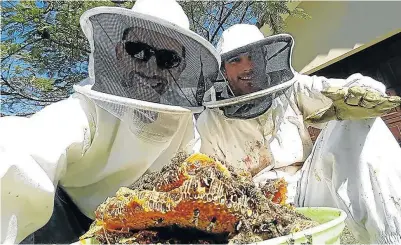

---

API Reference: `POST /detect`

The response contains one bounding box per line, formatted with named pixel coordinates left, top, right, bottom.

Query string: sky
left=1, top=0, right=259, bottom=115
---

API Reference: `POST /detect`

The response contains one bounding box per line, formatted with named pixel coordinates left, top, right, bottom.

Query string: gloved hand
left=305, top=86, right=401, bottom=124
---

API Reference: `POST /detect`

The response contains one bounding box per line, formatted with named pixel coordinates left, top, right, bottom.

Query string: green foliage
left=1, top=0, right=309, bottom=116
left=181, top=1, right=310, bottom=44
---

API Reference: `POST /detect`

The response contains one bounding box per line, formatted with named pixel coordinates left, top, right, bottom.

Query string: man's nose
left=146, top=55, right=159, bottom=76
left=239, top=58, right=253, bottom=72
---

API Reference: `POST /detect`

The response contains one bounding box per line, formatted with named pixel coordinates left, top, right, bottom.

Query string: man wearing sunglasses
left=198, top=24, right=401, bottom=244
left=0, top=0, right=220, bottom=244
left=114, top=26, right=186, bottom=104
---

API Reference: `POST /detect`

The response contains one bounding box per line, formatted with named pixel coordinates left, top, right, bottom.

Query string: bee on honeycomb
left=261, top=178, right=288, bottom=205
left=80, top=153, right=317, bottom=244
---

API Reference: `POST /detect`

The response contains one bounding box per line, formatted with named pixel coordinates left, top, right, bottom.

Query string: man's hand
left=305, top=86, right=401, bottom=124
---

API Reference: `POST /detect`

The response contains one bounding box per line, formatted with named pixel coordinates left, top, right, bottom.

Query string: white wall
left=278, top=1, right=401, bottom=72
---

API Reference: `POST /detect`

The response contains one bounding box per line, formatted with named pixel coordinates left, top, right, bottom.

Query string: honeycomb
left=81, top=153, right=317, bottom=244
left=261, top=178, right=288, bottom=205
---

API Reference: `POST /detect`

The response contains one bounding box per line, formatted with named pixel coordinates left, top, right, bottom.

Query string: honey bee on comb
left=80, top=153, right=317, bottom=244
left=261, top=178, right=288, bottom=205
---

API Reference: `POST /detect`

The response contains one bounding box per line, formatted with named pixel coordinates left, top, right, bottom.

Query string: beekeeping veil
left=74, top=0, right=220, bottom=142
left=203, top=24, right=295, bottom=119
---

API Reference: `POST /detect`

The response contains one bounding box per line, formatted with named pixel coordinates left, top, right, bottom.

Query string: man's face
left=223, top=48, right=269, bottom=97
left=115, top=27, right=186, bottom=103
left=223, top=53, right=259, bottom=96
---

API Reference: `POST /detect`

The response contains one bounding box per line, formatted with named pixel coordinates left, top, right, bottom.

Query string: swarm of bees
left=80, top=153, right=317, bottom=244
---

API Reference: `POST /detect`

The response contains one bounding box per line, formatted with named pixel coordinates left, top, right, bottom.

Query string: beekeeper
left=197, top=24, right=401, bottom=244
left=0, top=0, right=220, bottom=243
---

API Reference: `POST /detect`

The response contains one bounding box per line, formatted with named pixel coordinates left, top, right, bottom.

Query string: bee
left=235, top=220, right=243, bottom=232
left=154, top=217, right=163, bottom=225
left=206, top=217, right=217, bottom=231
left=192, top=208, right=200, bottom=227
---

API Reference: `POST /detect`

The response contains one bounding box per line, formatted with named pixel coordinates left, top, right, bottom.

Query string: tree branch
left=217, top=2, right=225, bottom=23
left=1, top=38, right=42, bottom=61
left=0, top=111, right=35, bottom=117
left=48, top=37, right=90, bottom=53
left=0, top=91, right=19, bottom=96
left=44, top=2, right=54, bottom=15
left=1, top=75, right=66, bottom=103
left=188, top=3, right=210, bottom=40
left=240, top=2, right=254, bottom=23
left=210, top=1, right=242, bottom=43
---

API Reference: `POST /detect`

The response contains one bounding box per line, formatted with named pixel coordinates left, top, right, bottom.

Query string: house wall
left=279, top=1, right=401, bottom=73
left=263, top=2, right=401, bottom=145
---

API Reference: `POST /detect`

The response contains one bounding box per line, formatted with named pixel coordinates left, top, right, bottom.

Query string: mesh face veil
left=87, top=13, right=219, bottom=108
left=203, top=34, right=296, bottom=119
left=75, top=6, right=220, bottom=141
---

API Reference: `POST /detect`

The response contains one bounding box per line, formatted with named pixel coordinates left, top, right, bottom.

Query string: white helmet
left=77, top=0, right=221, bottom=111
left=203, top=24, right=296, bottom=119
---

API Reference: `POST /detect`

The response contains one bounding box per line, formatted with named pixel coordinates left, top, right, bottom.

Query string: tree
left=181, top=1, right=309, bottom=45
left=1, top=0, right=309, bottom=116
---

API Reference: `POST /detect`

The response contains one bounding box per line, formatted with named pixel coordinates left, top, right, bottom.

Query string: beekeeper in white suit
left=197, top=24, right=401, bottom=244
left=0, top=0, right=220, bottom=243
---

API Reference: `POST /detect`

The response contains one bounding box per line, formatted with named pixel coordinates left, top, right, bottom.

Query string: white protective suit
left=197, top=24, right=401, bottom=243
left=0, top=0, right=220, bottom=243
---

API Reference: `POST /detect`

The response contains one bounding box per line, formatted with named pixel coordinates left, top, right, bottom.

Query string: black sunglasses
left=124, top=41, right=182, bottom=69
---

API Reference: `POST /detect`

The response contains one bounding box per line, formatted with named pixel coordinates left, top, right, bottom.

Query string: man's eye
left=228, top=57, right=241, bottom=63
